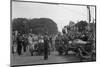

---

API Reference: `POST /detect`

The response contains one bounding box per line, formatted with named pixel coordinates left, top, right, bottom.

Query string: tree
left=12, top=18, right=58, bottom=35
left=75, top=21, right=88, bottom=32
left=29, top=18, right=58, bottom=35
left=12, top=18, right=29, bottom=34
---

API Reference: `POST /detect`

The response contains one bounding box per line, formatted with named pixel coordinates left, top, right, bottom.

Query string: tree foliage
left=75, top=21, right=88, bottom=32
left=12, top=18, right=58, bottom=35
left=62, top=20, right=95, bottom=41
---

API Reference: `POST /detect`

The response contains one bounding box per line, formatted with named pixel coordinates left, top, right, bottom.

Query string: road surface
left=11, top=51, right=82, bottom=66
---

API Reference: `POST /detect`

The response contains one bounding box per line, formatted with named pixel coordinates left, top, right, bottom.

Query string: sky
left=12, top=1, right=95, bottom=32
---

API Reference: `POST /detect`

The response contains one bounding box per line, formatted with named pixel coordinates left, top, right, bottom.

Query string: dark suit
left=44, top=36, right=49, bottom=60
left=17, top=36, right=22, bottom=55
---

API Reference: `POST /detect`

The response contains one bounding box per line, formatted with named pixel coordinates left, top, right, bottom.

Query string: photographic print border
left=10, top=0, right=96, bottom=67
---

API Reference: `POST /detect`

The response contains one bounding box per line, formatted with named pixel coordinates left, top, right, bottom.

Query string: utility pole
left=87, top=5, right=91, bottom=23
left=87, top=5, right=91, bottom=40
left=87, top=6, right=95, bottom=41
left=86, top=5, right=92, bottom=31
